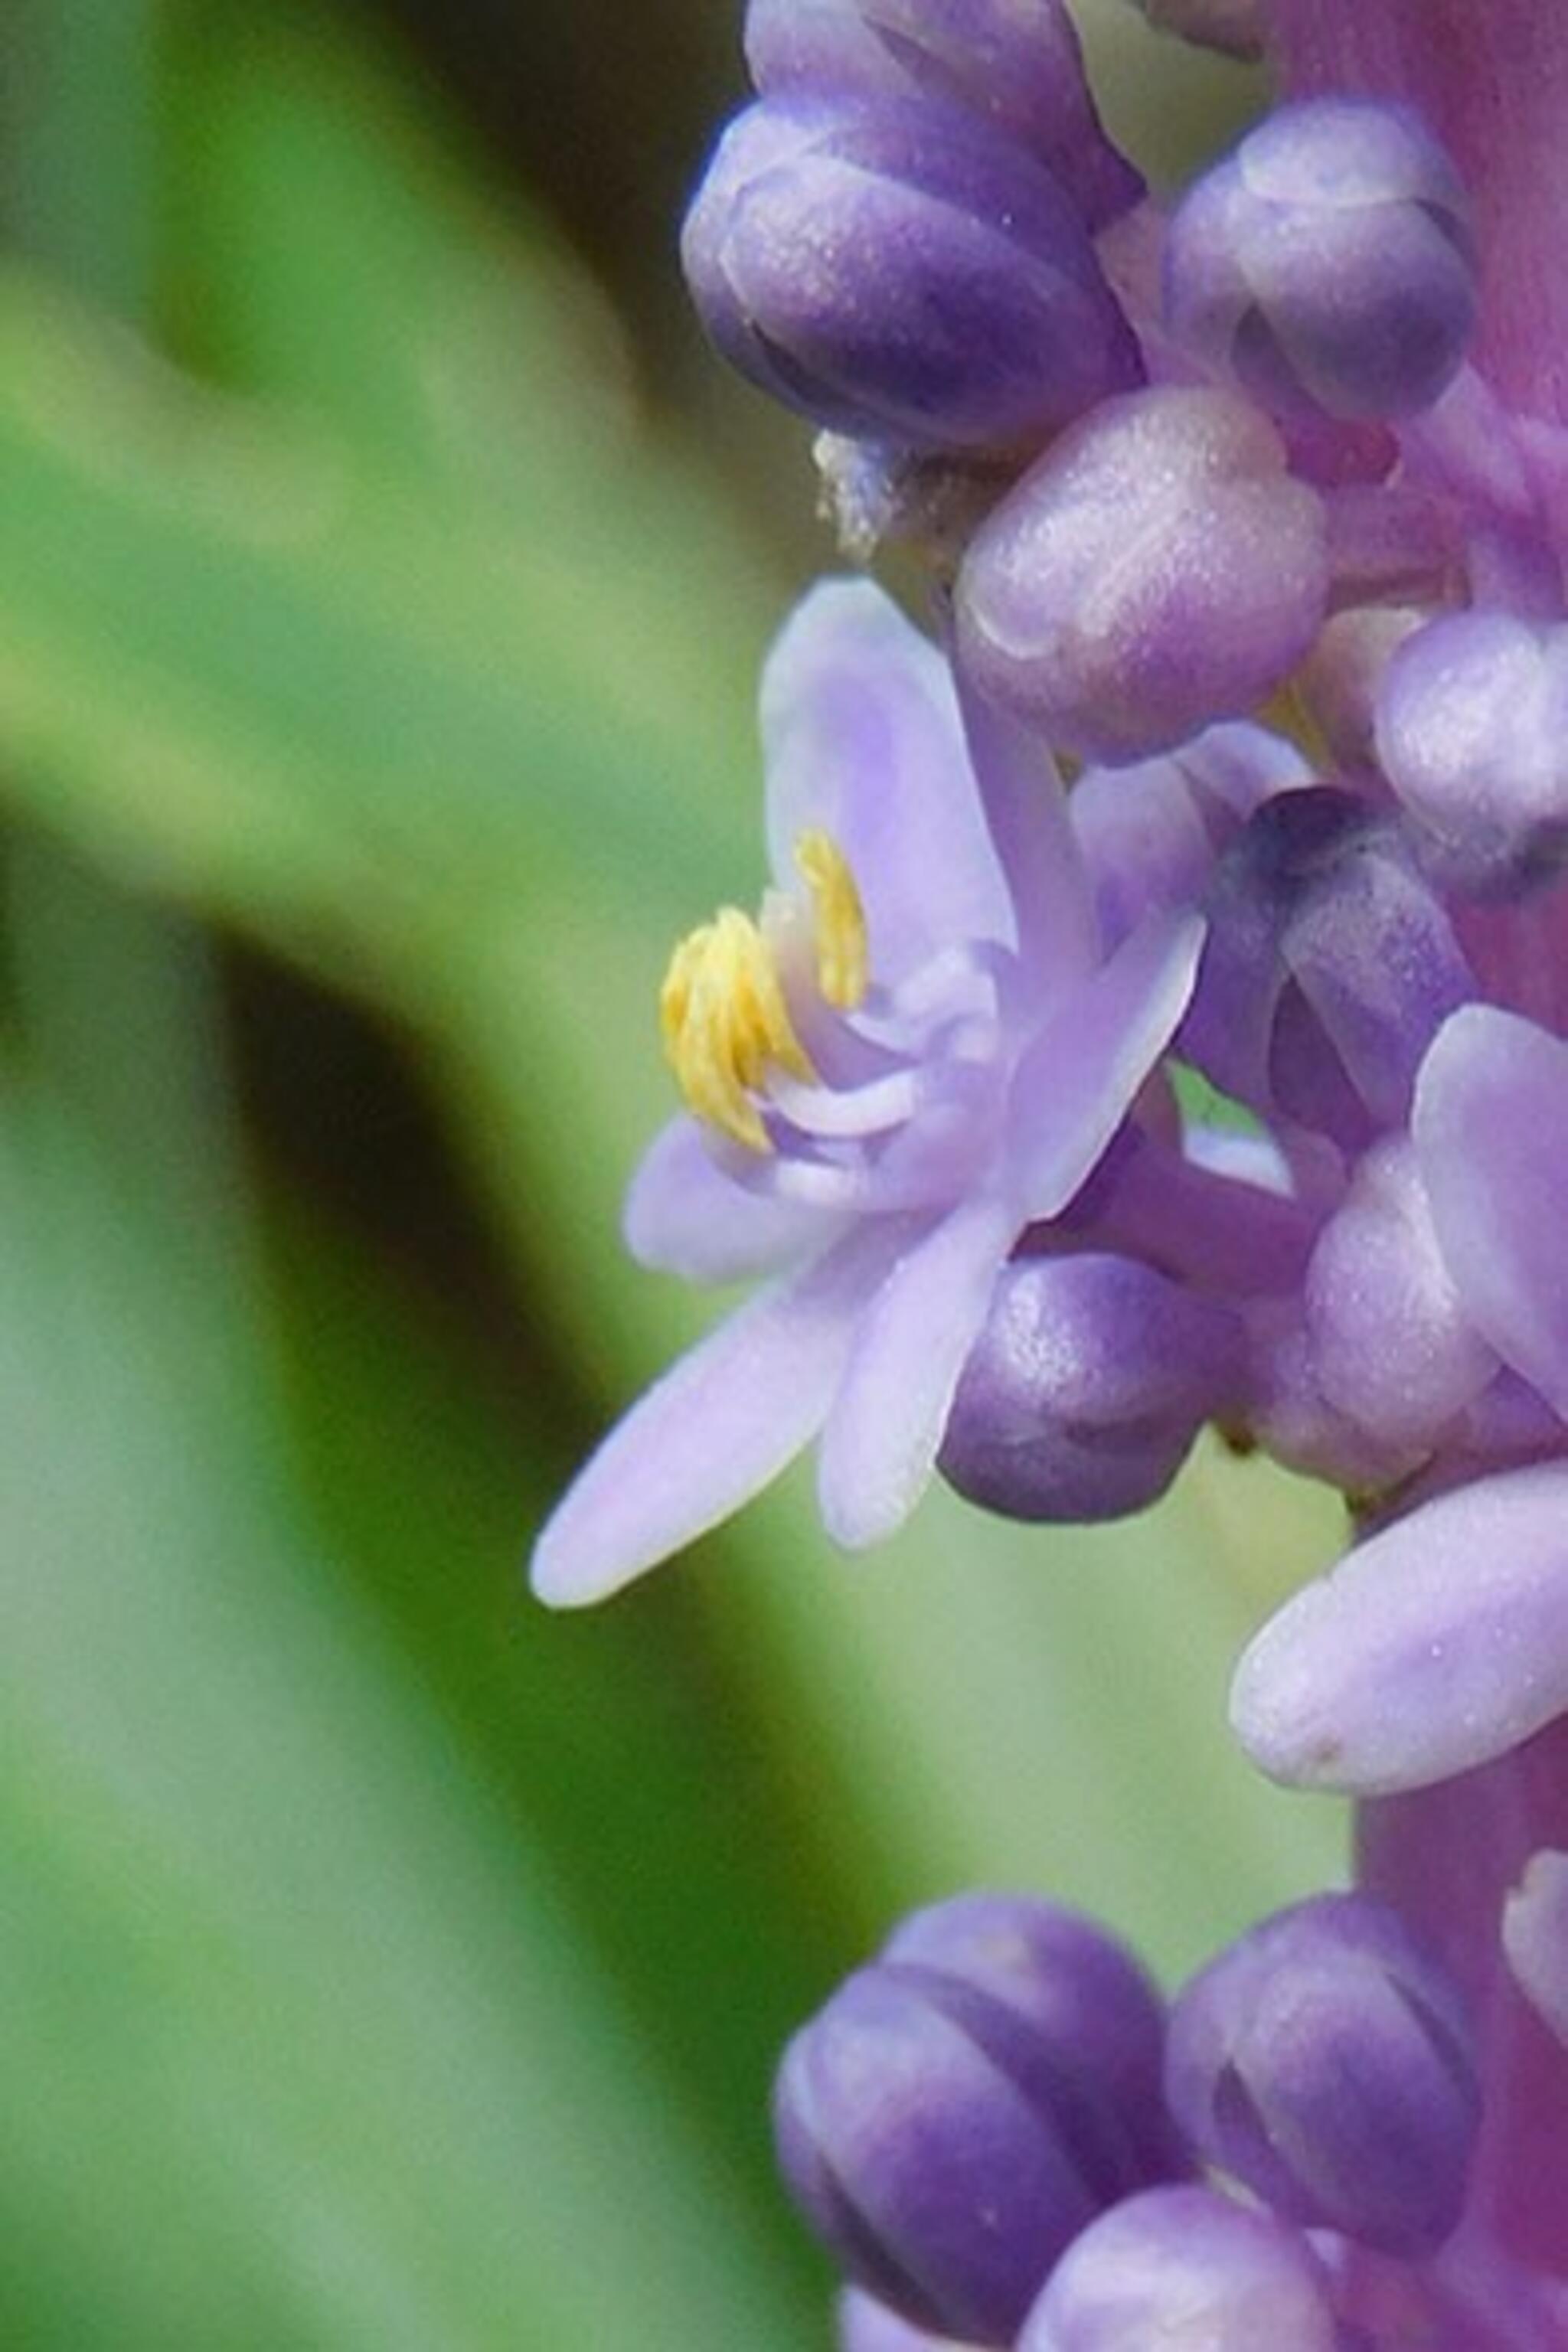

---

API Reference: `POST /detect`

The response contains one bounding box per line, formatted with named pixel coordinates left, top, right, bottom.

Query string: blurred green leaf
left=5, top=0, right=158, bottom=311
left=0, top=0, right=1344, bottom=2087
left=0, top=266, right=767, bottom=962
left=257, top=1182, right=864, bottom=2311
left=0, top=856, right=816, bottom=2349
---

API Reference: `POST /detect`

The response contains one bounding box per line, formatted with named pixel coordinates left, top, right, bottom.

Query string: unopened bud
left=939, top=1254, right=1239, bottom=1523
left=745, top=0, right=1143, bottom=228
left=955, top=387, right=1327, bottom=763
left=1165, top=1894, right=1480, bottom=2257
left=1376, top=611, right=1568, bottom=894
left=1165, top=101, right=1475, bottom=423
left=682, top=93, right=1142, bottom=452
left=776, top=1896, right=1178, bottom=2342
left=1184, top=788, right=1473, bottom=1148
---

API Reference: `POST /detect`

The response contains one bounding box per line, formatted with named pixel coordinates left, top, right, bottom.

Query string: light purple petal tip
left=1018, top=2184, right=1339, bottom=2351
left=1232, top=1462, right=1568, bottom=1795
left=1305, top=1136, right=1497, bottom=1455
left=1414, top=1005, right=1568, bottom=1421
left=818, top=1191, right=1016, bottom=1550
left=838, top=2288, right=976, bottom=2352
left=624, top=1118, right=834, bottom=1284
left=762, top=579, right=1014, bottom=982
left=1503, top=1850, right=1568, bottom=2050
left=954, top=669, right=1098, bottom=1002
left=1007, top=911, right=1206, bottom=1220
left=531, top=1229, right=897, bottom=1606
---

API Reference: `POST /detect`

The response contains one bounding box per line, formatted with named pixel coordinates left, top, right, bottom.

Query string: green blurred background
left=0, top=2, right=1345, bottom=2343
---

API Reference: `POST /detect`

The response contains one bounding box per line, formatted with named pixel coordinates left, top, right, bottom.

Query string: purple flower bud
left=939, top=1253, right=1240, bottom=1522
left=1016, top=2186, right=1342, bottom=2350
left=954, top=387, right=1328, bottom=763
left=744, top=0, right=1144, bottom=230
left=1242, top=1295, right=1435, bottom=1496
left=1304, top=1137, right=1498, bottom=1456
left=880, top=1894, right=1181, bottom=2184
left=775, top=1909, right=1174, bottom=2342
left=1165, top=1894, right=1481, bottom=2258
left=1376, top=612, right=1568, bottom=893
left=1165, top=101, right=1475, bottom=423
left=1414, top=1006, right=1568, bottom=1423
left=1298, top=604, right=1426, bottom=770
left=681, top=93, right=1142, bottom=453
left=1183, top=788, right=1473, bottom=1146
left=1233, top=1460, right=1568, bottom=1797
left=1070, top=720, right=1312, bottom=952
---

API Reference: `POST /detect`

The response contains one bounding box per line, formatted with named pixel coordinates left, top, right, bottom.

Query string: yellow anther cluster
left=660, top=829, right=871, bottom=1152
left=795, top=828, right=870, bottom=1010
left=660, top=906, right=815, bottom=1152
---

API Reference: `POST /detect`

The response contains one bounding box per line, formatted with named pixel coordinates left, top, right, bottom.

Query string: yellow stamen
left=658, top=831, right=871, bottom=1152
left=659, top=905, right=813, bottom=1152
left=794, top=828, right=869, bottom=1009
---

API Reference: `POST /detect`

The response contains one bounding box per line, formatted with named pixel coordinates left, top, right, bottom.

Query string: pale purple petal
left=838, top=2290, right=978, bottom=2352
left=760, top=580, right=1013, bottom=981
left=531, top=1225, right=905, bottom=1606
left=1305, top=1137, right=1498, bottom=1453
left=1413, top=1004, right=1568, bottom=1419
left=623, top=1117, right=837, bottom=1283
left=1005, top=913, right=1206, bottom=1220
left=818, top=1191, right=1017, bottom=1549
left=1072, top=720, right=1311, bottom=953
left=1503, top=1850, right=1568, bottom=2049
left=1232, top=1462, right=1568, bottom=1795
left=953, top=670, right=1098, bottom=1005
left=1018, top=2186, right=1341, bottom=2351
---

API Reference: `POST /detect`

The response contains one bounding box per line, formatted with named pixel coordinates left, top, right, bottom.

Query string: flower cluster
left=779, top=1886, right=1481, bottom=2347
left=533, top=0, right=1568, bottom=2338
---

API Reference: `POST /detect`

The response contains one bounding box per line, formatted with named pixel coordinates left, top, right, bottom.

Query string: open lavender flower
left=531, top=580, right=1201, bottom=1604
left=541, top=0, right=1568, bottom=2334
